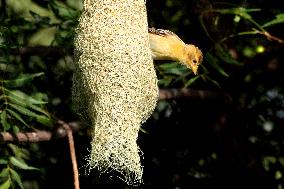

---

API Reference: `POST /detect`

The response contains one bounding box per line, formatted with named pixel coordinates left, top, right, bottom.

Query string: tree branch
left=9, top=46, right=73, bottom=57
left=159, top=88, right=232, bottom=102
left=0, top=121, right=82, bottom=142
left=0, top=89, right=231, bottom=143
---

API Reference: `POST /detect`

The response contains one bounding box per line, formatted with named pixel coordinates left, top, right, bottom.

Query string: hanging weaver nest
left=72, top=0, right=158, bottom=185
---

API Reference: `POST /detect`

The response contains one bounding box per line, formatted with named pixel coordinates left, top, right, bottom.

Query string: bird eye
left=192, top=60, right=197, bottom=64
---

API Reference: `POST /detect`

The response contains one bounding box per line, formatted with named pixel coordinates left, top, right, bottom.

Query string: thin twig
left=58, top=120, right=80, bottom=189
left=257, top=30, right=284, bottom=44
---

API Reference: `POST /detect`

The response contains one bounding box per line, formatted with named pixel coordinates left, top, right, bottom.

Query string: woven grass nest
left=72, top=0, right=158, bottom=185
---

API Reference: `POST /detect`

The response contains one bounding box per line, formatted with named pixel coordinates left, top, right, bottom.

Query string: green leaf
left=8, top=145, right=31, bottom=164
left=235, top=7, right=254, bottom=20
left=165, top=67, right=186, bottom=75
left=0, top=94, right=6, bottom=101
left=36, top=115, right=52, bottom=126
left=9, top=157, right=39, bottom=171
left=199, top=14, right=214, bottom=42
left=6, top=109, right=28, bottom=127
left=0, top=111, right=10, bottom=131
left=7, top=95, right=49, bottom=117
left=158, top=62, right=178, bottom=70
left=28, top=27, right=57, bottom=46
left=139, top=127, right=149, bottom=134
left=206, top=53, right=229, bottom=77
left=0, top=179, right=11, bottom=189
left=159, top=63, right=187, bottom=76
left=213, top=7, right=263, bottom=31
left=50, top=0, right=78, bottom=19
left=10, top=169, right=24, bottom=189
left=215, top=45, right=243, bottom=65
left=0, top=168, right=9, bottom=178
left=206, top=76, right=221, bottom=88
left=12, top=125, right=20, bottom=133
left=0, top=159, right=8, bottom=165
left=158, top=77, right=173, bottom=87
left=6, top=90, right=47, bottom=105
left=8, top=144, right=22, bottom=158
left=185, top=75, right=200, bottom=87
left=3, top=73, right=44, bottom=88
left=9, top=103, right=42, bottom=118
left=6, top=90, right=49, bottom=117
left=263, top=14, right=284, bottom=28
left=29, top=11, right=51, bottom=26
left=6, top=0, right=59, bottom=23
left=214, top=7, right=260, bottom=19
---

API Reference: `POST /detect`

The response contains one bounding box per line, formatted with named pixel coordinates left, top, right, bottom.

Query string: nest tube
left=72, top=0, right=158, bottom=185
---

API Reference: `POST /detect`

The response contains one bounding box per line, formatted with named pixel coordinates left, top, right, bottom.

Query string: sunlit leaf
left=10, top=169, right=24, bottom=189
left=8, top=144, right=22, bottom=158
left=256, top=45, right=265, bottom=53
left=275, top=170, right=282, bottom=180
left=7, top=95, right=50, bottom=117
left=4, top=90, right=50, bottom=119
left=36, top=115, right=52, bottom=126
left=49, top=0, right=78, bottom=20
left=32, top=92, right=48, bottom=103
left=9, top=103, right=42, bottom=118
left=0, top=168, right=9, bottom=178
left=6, top=0, right=59, bottom=23
left=3, top=73, right=44, bottom=88
left=28, top=27, right=57, bottom=46
left=9, top=103, right=52, bottom=126
left=9, top=157, right=39, bottom=171
left=0, top=159, right=8, bottom=165
left=66, top=0, right=83, bottom=10
left=263, top=14, right=284, bottom=28
left=28, top=104, right=50, bottom=117
left=12, top=125, right=20, bottom=133
left=0, top=111, right=10, bottom=131
left=0, top=179, right=11, bottom=189
left=6, top=90, right=47, bottom=105
left=235, top=7, right=254, bottom=20
left=139, top=127, right=149, bottom=134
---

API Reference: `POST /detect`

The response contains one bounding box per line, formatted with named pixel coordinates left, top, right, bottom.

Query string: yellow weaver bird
left=148, top=27, right=203, bottom=75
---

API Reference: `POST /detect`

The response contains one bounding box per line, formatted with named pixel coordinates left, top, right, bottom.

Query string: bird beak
left=191, top=65, right=198, bottom=75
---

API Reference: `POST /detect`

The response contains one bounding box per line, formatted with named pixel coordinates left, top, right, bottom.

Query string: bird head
left=182, top=44, right=203, bottom=75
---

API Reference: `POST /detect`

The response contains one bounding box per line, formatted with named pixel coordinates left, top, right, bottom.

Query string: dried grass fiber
left=72, top=0, right=158, bottom=185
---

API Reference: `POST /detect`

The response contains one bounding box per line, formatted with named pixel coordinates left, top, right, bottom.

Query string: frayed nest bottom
left=85, top=120, right=143, bottom=185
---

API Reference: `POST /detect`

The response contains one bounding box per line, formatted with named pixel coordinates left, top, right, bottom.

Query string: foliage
left=0, top=0, right=284, bottom=188
left=0, top=0, right=77, bottom=188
